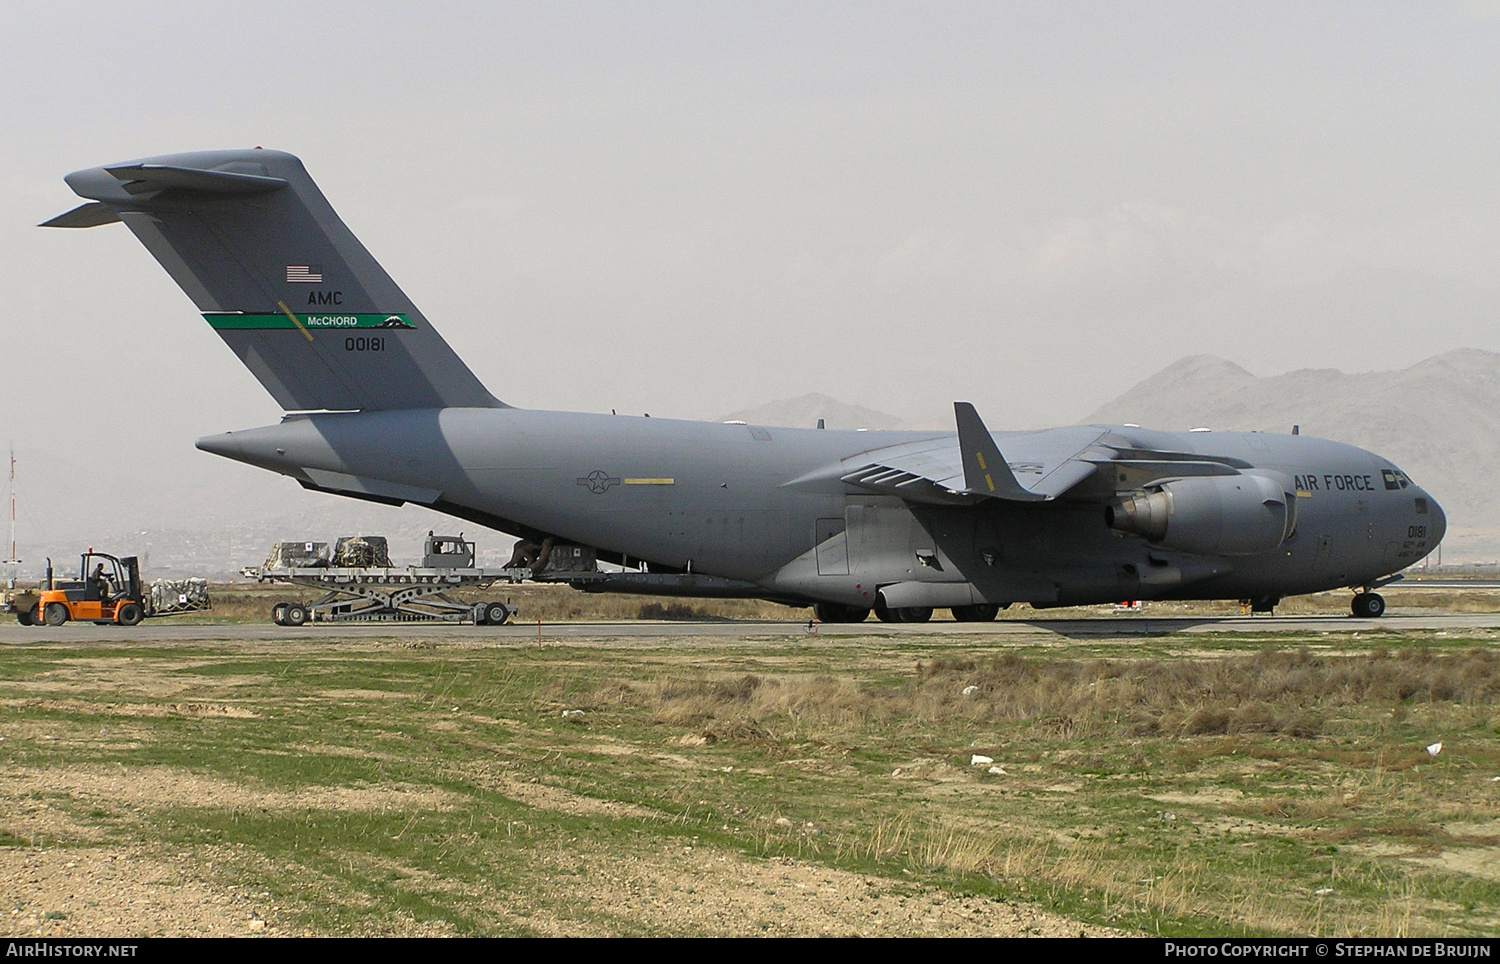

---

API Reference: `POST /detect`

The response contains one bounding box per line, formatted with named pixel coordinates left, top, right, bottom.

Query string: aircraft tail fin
left=46, top=149, right=503, bottom=412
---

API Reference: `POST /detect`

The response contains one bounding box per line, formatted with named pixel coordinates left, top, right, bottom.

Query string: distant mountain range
left=1084, top=349, right=1500, bottom=560
left=718, top=350, right=1500, bottom=560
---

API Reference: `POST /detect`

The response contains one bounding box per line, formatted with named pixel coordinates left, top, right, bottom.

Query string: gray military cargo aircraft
left=46, top=149, right=1443, bottom=621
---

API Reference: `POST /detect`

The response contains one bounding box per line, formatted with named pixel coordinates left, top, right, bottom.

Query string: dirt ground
left=0, top=764, right=1115, bottom=937
left=11, top=616, right=1494, bottom=937
left=0, top=630, right=1129, bottom=937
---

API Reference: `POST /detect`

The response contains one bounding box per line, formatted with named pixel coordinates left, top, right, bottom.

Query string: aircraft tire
left=813, top=603, right=868, bottom=623
left=271, top=602, right=289, bottom=626
left=43, top=603, right=69, bottom=627
left=873, top=602, right=901, bottom=623
left=1352, top=593, right=1386, bottom=618
left=484, top=602, right=511, bottom=625
left=116, top=603, right=143, bottom=627
left=898, top=606, right=933, bottom=623
left=952, top=603, right=1001, bottom=622
left=284, top=603, right=308, bottom=627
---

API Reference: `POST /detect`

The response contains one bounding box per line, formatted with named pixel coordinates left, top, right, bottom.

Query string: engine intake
left=1106, top=473, right=1292, bottom=556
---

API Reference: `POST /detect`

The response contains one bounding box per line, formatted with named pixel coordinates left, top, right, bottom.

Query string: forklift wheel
left=271, top=602, right=289, bottom=626
left=117, top=603, right=143, bottom=627
left=284, top=603, right=309, bottom=627
left=16, top=608, right=32, bottom=626
left=43, top=603, right=69, bottom=627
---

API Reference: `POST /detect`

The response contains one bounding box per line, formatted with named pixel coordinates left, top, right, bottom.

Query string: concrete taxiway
left=4, top=611, right=1500, bottom=645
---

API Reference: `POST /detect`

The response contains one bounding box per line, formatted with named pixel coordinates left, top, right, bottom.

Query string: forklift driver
left=90, top=563, right=113, bottom=601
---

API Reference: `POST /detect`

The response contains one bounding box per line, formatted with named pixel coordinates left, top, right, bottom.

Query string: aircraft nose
left=1426, top=491, right=1447, bottom=548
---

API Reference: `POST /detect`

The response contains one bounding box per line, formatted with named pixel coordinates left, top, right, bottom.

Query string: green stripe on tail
left=204, top=313, right=415, bottom=330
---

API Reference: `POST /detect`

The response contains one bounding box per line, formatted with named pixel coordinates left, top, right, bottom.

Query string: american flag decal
left=286, top=264, right=323, bottom=283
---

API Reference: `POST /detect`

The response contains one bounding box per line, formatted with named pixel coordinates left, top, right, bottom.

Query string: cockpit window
left=1382, top=468, right=1413, bottom=490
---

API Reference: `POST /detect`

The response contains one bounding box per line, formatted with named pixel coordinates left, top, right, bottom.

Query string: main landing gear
left=814, top=601, right=1007, bottom=623
left=1351, top=591, right=1386, bottom=618
left=874, top=602, right=933, bottom=623
left=812, top=602, right=870, bottom=623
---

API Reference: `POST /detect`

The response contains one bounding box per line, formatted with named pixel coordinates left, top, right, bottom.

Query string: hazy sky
left=4, top=2, right=1499, bottom=552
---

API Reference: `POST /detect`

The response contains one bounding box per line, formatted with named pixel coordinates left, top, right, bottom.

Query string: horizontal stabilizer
left=39, top=202, right=121, bottom=229
left=104, top=163, right=289, bottom=196
left=954, top=402, right=1046, bottom=501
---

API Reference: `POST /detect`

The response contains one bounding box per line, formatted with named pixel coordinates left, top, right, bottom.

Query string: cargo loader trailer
left=245, top=566, right=517, bottom=625
left=245, top=535, right=516, bottom=626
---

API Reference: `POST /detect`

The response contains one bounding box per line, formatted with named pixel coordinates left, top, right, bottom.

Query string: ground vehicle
left=247, top=534, right=518, bottom=625
left=30, top=552, right=146, bottom=626
left=4, top=587, right=42, bottom=624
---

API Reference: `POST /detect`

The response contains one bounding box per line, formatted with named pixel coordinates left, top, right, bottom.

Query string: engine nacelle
left=1106, top=473, right=1293, bottom=556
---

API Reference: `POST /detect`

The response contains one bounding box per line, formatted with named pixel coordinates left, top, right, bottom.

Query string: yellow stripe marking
left=975, top=452, right=988, bottom=471
left=623, top=478, right=675, bottom=485
left=984, top=474, right=995, bottom=492
left=277, top=300, right=315, bottom=342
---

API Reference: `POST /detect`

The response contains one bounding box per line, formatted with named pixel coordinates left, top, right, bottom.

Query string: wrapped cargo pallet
left=150, top=577, right=211, bottom=615
left=333, top=536, right=391, bottom=568
left=264, top=542, right=329, bottom=569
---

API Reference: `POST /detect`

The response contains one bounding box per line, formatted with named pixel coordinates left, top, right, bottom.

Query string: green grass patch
left=2, top=629, right=1498, bottom=935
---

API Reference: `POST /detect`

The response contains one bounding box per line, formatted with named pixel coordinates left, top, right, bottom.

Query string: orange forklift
left=25, top=551, right=146, bottom=626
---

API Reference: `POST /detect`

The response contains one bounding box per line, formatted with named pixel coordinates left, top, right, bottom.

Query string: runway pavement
left=5, top=610, right=1500, bottom=645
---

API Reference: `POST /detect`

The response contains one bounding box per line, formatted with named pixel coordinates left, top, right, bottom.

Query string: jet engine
left=1106, top=473, right=1293, bottom=556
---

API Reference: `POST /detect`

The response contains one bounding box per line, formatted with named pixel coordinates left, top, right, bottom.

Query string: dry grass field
left=2, top=604, right=1498, bottom=937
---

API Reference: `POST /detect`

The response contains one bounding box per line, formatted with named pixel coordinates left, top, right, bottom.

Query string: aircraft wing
left=820, top=404, right=1268, bottom=507
left=839, top=417, right=1110, bottom=505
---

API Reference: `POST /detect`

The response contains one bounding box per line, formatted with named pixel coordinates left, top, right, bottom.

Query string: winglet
left=954, top=402, right=1045, bottom=501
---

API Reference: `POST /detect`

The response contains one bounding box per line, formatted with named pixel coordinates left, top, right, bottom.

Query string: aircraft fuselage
left=198, top=408, right=1443, bottom=609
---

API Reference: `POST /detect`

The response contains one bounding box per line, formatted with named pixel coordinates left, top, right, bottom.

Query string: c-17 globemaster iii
left=46, top=149, right=1443, bottom=621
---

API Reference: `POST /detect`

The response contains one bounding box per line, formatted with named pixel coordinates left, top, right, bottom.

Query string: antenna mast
left=4, top=445, right=17, bottom=590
